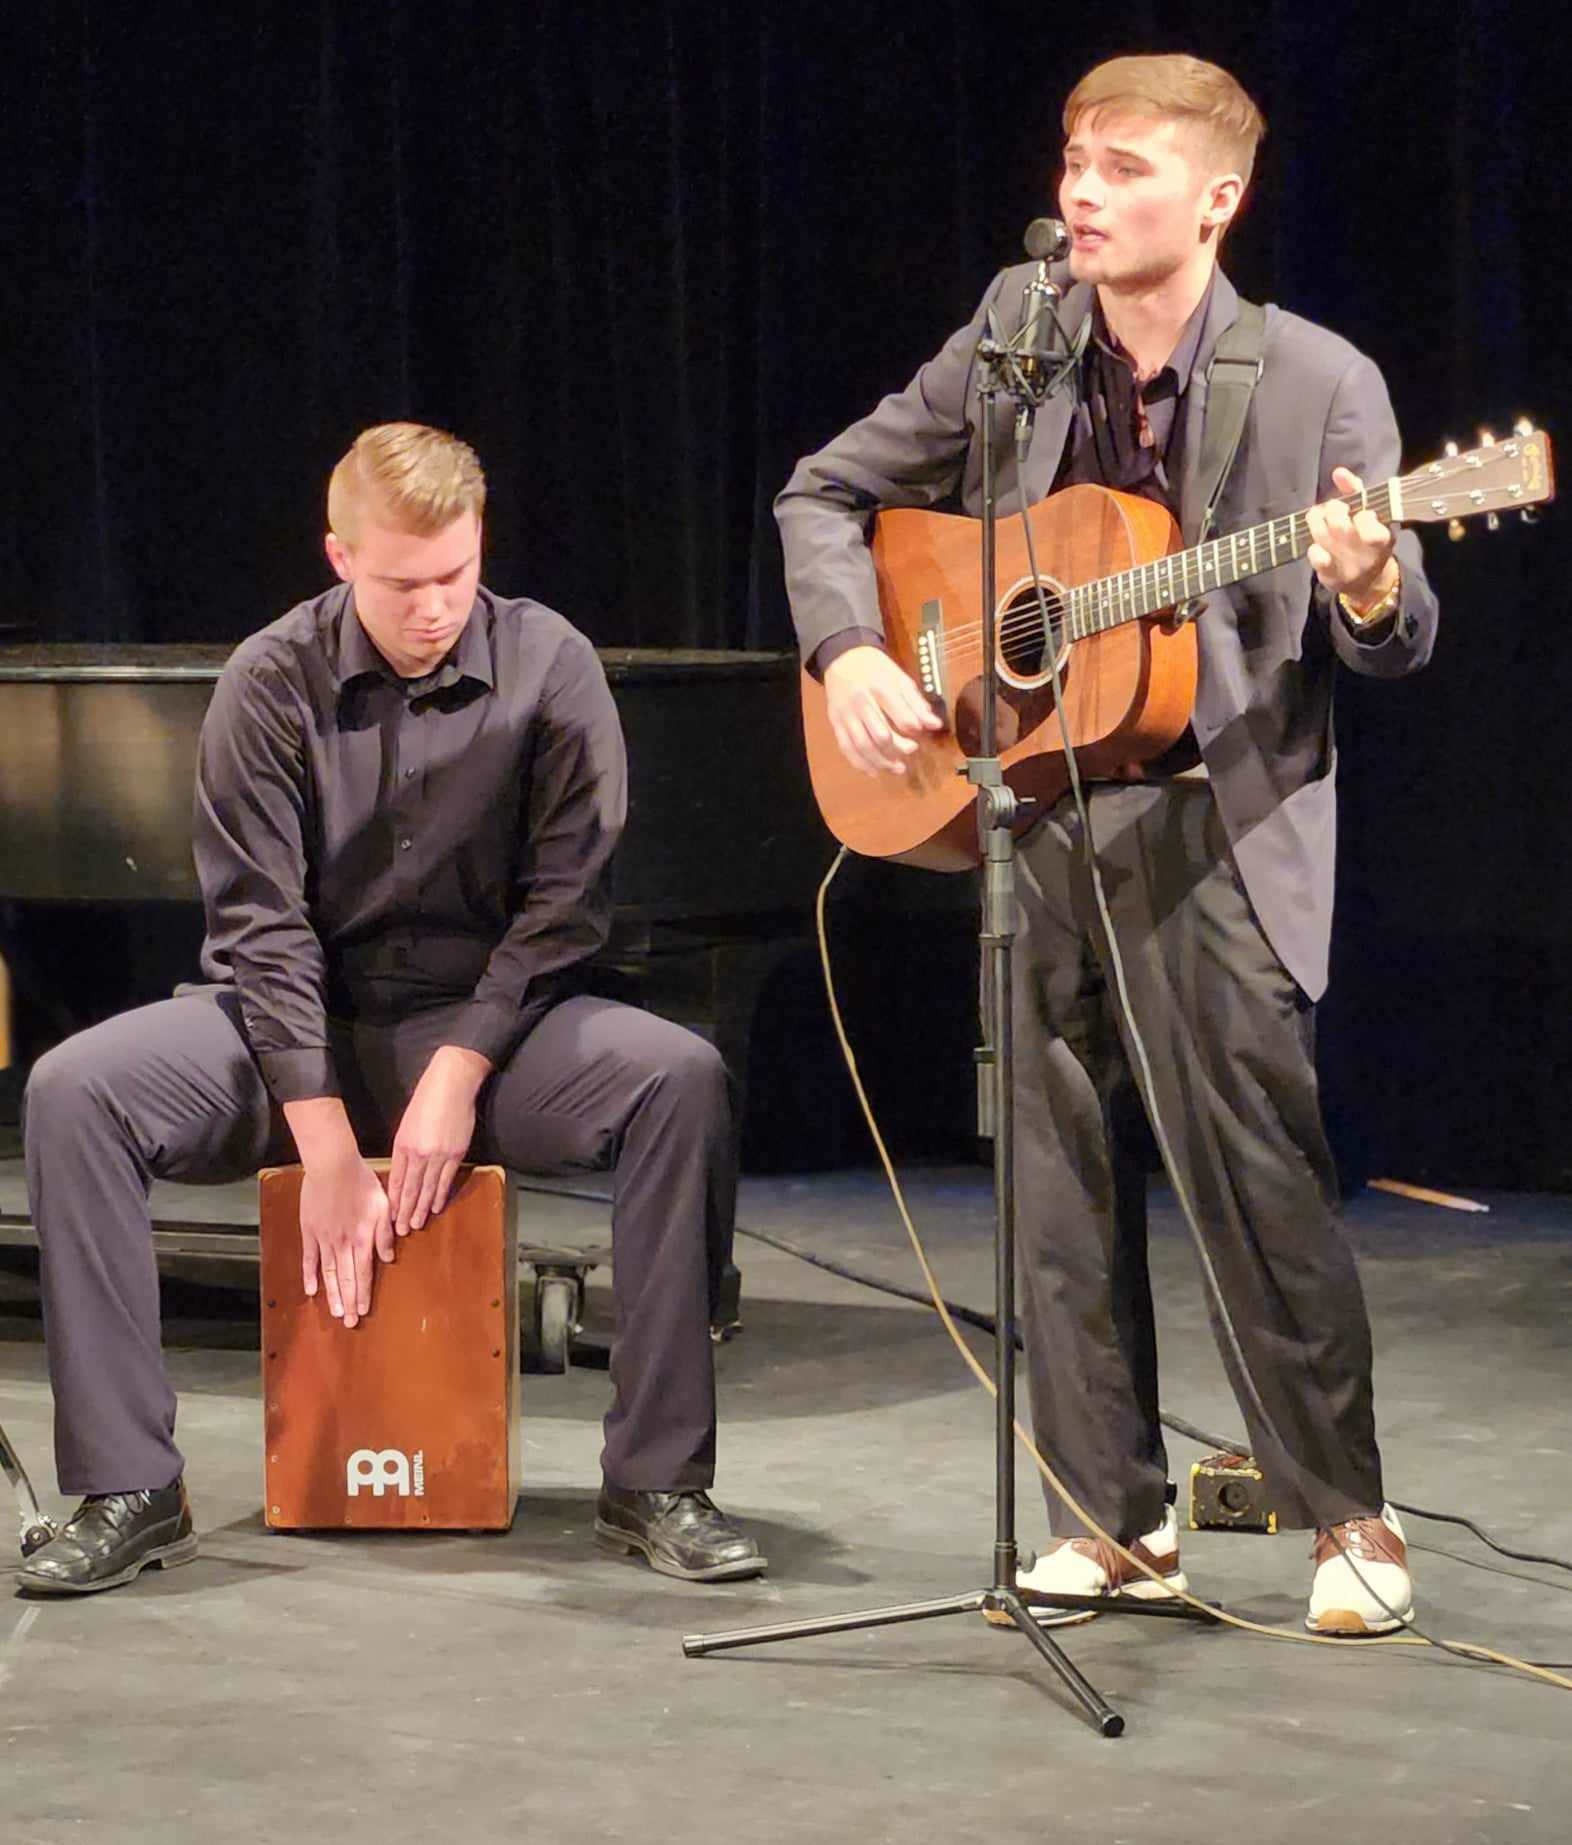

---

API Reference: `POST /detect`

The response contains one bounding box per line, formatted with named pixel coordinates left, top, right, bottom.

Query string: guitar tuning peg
left=1513, top=416, right=1535, bottom=438
left=1443, top=439, right=1459, bottom=458
left=1486, top=513, right=1501, bottom=532
left=1520, top=508, right=1540, bottom=525
left=1447, top=518, right=1467, bottom=541
left=1478, top=428, right=1496, bottom=447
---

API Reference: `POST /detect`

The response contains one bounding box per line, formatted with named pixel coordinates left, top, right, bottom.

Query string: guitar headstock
left=1404, top=420, right=1554, bottom=538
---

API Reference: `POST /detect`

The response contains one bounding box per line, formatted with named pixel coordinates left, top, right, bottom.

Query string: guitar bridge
left=916, top=598, right=947, bottom=716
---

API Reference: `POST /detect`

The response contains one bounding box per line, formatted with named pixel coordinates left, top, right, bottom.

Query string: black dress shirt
left=1054, top=273, right=1213, bottom=507
left=193, top=584, right=627, bottom=1104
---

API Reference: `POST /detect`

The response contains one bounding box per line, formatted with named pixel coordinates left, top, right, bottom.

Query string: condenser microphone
left=1016, top=219, right=1069, bottom=390
left=1023, top=217, right=1070, bottom=263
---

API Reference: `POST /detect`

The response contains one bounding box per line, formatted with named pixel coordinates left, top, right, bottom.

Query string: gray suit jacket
left=775, top=263, right=1439, bottom=999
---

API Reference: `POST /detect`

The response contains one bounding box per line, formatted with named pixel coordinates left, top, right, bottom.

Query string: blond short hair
left=1064, top=54, right=1265, bottom=185
left=327, top=422, right=487, bottom=546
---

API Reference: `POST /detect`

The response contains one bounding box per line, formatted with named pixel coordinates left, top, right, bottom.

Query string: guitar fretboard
left=1061, top=481, right=1402, bottom=637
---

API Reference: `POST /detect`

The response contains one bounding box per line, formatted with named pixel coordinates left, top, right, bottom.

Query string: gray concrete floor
left=1, top=1163, right=1570, bottom=1843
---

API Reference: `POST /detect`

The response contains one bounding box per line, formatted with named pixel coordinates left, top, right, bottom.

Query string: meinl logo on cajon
left=346, top=1448, right=427, bottom=1498
left=260, top=1163, right=521, bottom=1532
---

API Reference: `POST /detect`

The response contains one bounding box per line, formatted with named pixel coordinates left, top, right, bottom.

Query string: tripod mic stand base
left=983, top=1589, right=1225, bottom=1628
left=683, top=1586, right=1132, bottom=1737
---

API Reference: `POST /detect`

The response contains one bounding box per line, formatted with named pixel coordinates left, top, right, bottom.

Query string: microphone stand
left=682, top=254, right=1214, bottom=1737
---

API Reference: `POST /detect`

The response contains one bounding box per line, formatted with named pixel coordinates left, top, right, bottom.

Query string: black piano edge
left=0, top=644, right=799, bottom=685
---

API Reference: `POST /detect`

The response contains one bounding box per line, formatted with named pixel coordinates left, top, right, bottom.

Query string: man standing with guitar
left=776, top=54, right=1439, bottom=1634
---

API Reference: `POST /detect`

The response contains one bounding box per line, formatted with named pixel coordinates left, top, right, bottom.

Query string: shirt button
left=400, top=837, right=412, bottom=851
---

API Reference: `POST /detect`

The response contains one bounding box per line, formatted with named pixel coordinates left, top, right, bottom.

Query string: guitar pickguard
left=950, top=674, right=1062, bottom=759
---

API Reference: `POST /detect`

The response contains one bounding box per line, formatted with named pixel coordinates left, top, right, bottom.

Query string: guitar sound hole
left=997, top=582, right=1068, bottom=680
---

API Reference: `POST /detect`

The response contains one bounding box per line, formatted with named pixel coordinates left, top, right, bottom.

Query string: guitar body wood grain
left=800, top=485, right=1197, bottom=868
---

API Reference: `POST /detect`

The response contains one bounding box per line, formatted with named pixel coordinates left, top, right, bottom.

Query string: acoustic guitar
left=800, top=425, right=1555, bottom=869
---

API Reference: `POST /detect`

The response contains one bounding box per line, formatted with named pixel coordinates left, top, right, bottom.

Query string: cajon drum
left=260, top=1162, right=520, bottom=1531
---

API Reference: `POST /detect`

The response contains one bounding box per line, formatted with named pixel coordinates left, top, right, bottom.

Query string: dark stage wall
left=4, top=3, right=1569, bottom=1188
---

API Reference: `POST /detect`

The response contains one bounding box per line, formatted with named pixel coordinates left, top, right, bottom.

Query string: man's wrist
left=430, top=1044, right=495, bottom=1101
left=282, top=1096, right=361, bottom=1171
left=814, top=628, right=886, bottom=680
left=1338, top=560, right=1401, bottom=626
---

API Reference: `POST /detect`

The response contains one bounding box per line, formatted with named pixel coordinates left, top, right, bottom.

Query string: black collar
left=333, top=585, right=495, bottom=700
left=1087, top=269, right=1218, bottom=400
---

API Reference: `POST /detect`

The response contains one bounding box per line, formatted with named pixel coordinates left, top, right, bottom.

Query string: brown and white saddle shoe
left=1007, top=1505, right=1189, bottom=1627
left=1306, top=1505, right=1414, bottom=1635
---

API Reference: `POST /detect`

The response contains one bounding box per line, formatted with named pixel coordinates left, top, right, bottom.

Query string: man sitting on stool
left=20, top=422, right=764, bottom=1594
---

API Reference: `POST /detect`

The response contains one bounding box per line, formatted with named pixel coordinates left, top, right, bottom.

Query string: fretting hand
left=1305, top=466, right=1399, bottom=611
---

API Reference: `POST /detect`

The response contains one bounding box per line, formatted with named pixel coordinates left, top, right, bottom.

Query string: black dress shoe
left=595, top=1484, right=767, bottom=1582
left=17, top=1480, right=198, bottom=1596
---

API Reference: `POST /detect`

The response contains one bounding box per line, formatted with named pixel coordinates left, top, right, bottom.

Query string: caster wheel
left=535, top=1274, right=577, bottom=1374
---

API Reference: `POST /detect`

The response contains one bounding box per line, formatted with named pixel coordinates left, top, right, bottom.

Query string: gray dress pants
left=24, top=988, right=733, bottom=1498
left=1012, top=782, right=1384, bottom=1539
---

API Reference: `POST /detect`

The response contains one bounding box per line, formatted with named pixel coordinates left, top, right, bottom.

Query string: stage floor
left=1, top=1163, right=1569, bottom=1842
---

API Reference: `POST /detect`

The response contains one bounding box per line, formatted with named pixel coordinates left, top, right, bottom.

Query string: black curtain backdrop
left=4, top=2, right=1569, bottom=1186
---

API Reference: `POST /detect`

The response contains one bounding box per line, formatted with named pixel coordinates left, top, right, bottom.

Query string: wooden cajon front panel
left=260, top=1163, right=520, bottom=1530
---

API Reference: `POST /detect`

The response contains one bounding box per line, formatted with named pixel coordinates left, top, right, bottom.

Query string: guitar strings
left=926, top=462, right=1498, bottom=671
left=937, top=439, right=1532, bottom=666
left=936, top=481, right=1406, bottom=665
left=932, top=486, right=1392, bottom=667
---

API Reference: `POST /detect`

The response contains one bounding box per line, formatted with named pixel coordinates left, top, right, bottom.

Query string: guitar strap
left=1193, top=299, right=1267, bottom=546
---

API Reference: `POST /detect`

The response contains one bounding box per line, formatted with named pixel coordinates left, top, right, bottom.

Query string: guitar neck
left=1066, top=479, right=1403, bottom=637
